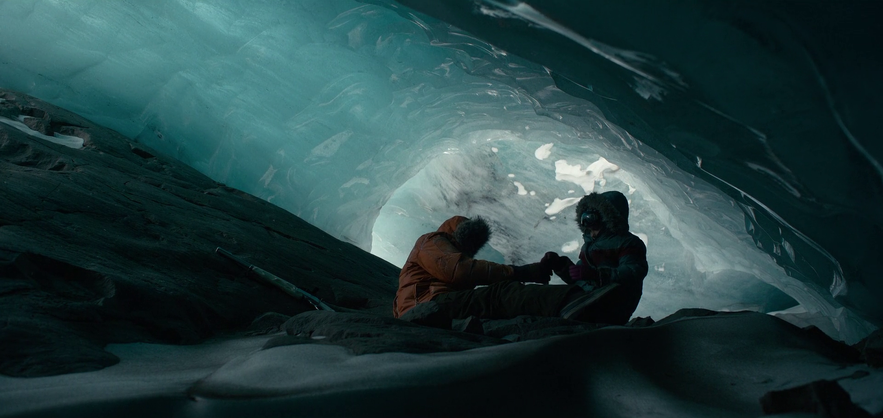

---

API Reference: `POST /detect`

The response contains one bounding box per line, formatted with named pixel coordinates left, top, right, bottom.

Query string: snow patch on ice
left=0, top=116, right=84, bottom=149
left=545, top=197, right=581, bottom=215
left=534, top=143, right=553, bottom=160
left=562, top=240, right=580, bottom=253
left=554, top=157, right=619, bottom=193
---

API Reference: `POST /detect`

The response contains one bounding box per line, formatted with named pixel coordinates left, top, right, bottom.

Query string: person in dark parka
left=562, top=190, right=649, bottom=325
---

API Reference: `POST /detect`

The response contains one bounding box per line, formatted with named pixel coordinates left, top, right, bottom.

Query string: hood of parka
left=436, top=216, right=491, bottom=258
left=436, top=216, right=468, bottom=235
left=453, top=216, right=491, bottom=258
left=575, top=191, right=630, bottom=235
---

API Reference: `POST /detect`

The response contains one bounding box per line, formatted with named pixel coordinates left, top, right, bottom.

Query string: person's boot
left=559, top=283, right=620, bottom=320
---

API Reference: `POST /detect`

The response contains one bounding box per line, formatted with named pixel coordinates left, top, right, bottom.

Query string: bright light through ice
left=544, top=157, right=621, bottom=215
left=535, top=143, right=554, bottom=160
left=562, top=240, right=580, bottom=253
left=554, top=157, right=619, bottom=193
left=545, top=197, right=581, bottom=215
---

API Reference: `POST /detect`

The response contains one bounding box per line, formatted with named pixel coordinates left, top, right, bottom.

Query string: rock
left=0, top=317, right=120, bottom=377
left=247, top=312, right=292, bottom=336
left=451, top=316, right=484, bottom=335
left=855, top=329, right=883, bottom=368
left=481, top=316, right=603, bottom=341
left=277, top=310, right=506, bottom=355
left=653, top=308, right=740, bottom=325
left=759, top=379, right=872, bottom=417
left=626, top=316, right=656, bottom=327
left=0, top=90, right=400, bottom=377
left=397, top=300, right=452, bottom=329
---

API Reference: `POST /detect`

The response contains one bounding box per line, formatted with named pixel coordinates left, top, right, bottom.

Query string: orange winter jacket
left=393, top=216, right=517, bottom=318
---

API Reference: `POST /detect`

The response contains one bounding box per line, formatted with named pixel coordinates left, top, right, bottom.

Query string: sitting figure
left=393, top=215, right=564, bottom=321
left=392, top=190, right=648, bottom=326
left=562, top=190, right=649, bottom=325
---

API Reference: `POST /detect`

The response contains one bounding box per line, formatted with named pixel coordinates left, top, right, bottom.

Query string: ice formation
left=0, top=0, right=879, bottom=343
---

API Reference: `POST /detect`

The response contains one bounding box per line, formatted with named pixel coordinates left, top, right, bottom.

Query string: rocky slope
left=0, top=89, right=399, bottom=377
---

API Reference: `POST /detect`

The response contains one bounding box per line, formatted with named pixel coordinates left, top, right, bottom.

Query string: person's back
left=393, top=216, right=519, bottom=318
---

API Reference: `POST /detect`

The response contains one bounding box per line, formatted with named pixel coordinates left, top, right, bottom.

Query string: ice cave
left=0, top=1, right=881, bottom=417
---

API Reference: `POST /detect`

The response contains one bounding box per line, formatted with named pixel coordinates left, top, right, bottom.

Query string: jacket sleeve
left=417, top=234, right=515, bottom=286
left=610, top=236, right=648, bottom=287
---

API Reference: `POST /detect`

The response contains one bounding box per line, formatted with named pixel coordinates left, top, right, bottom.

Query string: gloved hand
left=569, top=263, right=604, bottom=285
left=568, top=263, right=585, bottom=282
left=542, top=252, right=575, bottom=283
left=540, top=252, right=560, bottom=269
left=513, top=262, right=551, bottom=284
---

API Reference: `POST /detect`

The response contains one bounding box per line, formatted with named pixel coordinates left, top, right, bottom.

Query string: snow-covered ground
left=2, top=313, right=879, bottom=418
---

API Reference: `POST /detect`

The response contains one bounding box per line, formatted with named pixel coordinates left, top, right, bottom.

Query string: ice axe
left=215, top=247, right=334, bottom=311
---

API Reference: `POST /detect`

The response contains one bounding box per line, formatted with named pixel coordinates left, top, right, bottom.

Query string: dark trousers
left=431, top=281, right=576, bottom=320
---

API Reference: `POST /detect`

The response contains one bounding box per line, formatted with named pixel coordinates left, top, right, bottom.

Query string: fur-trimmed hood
left=435, top=216, right=468, bottom=235
left=575, top=191, right=630, bottom=235
left=436, top=216, right=490, bottom=257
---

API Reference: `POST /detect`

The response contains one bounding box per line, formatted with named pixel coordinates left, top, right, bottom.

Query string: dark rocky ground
left=0, top=89, right=400, bottom=377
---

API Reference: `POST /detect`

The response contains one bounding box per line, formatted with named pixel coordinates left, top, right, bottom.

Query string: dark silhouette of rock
left=480, top=315, right=603, bottom=342
left=0, top=89, right=399, bottom=376
left=759, top=379, right=872, bottom=417
left=277, top=310, right=505, bottom=354
left=451, top=315, right=483, bottom=335
left=247, top=312, right=292, bottom=336
left=855, top=329, right=883, bottom=368
left=396, top=300, right=452, bottom=329
left=625, top=316, right=655, bottom=327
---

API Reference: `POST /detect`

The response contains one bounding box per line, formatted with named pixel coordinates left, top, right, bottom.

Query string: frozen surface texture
left=0, top=90, right=397, bottom=377
left=0, top=1, right=880, bottom=342
left=1, top=311, right=880, bottom=418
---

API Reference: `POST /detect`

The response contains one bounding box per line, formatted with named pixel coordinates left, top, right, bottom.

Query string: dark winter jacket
left=573, top=191, right=648, bottom=324
left=393, top=216, right=520, bottom=318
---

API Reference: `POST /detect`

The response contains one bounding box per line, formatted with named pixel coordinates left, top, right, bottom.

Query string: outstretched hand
left=540, top=252, right=560, bottom=269
left=530, top=261, right=552, bottom=284
left=514, top=262, right=551, bottom=285
left=542, top=252, right=576, bottom=283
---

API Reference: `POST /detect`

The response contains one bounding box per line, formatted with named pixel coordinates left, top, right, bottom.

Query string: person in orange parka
left=393, top=215, right=570, bottom=321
